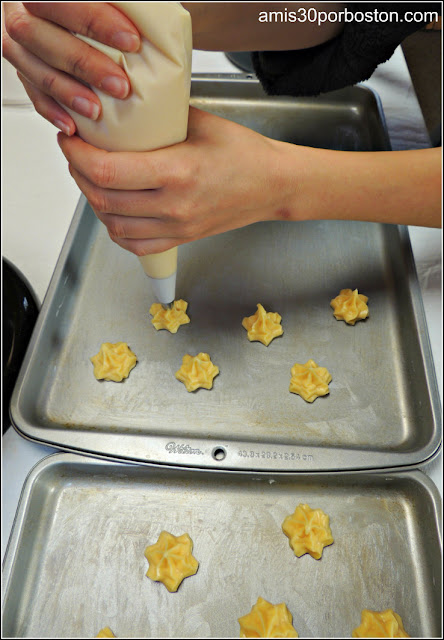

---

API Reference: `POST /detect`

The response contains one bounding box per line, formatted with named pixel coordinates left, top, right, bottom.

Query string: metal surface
left=2, top=453, right=442, bottom=638
left=190, top=76, right=391, bottom=152
left=10, top=77, right=441, bottom=470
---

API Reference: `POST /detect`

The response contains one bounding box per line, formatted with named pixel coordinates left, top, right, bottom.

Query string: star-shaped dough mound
left=96, top=628, right=116, bottom=638
left=90, top=342, right=137, bottom=382
left=175, top=353, right=219, bottom=392
left=238, top=597, right=298, bottom=638
left=282, top=503, right=334, bottom=560
left=242, top=304, right=283, bottom=346
left=149, top=299, right=190, bottom=333
left=352, top=609, right=410, bottom=638
left=330, top=288, right=369, bottom=325
left=289, top=359, right=332, bottom=403
left=144, top=531, right=199, bottom=592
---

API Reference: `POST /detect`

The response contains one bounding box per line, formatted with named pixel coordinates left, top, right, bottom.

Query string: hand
left=2, top=2, right=141, bottom=134
left=57, top=107, right=295, bottom=254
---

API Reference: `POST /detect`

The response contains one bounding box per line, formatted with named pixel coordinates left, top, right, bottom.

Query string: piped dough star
left=175, top=353, right=219, bottom=392
left=90, top=342, right=137, bottom=382
left=96, top=628, right=116, bottom=638
left=352, top=609, right=410, bottom=638
left=242, top=303, right=283, bottom=346
left=144, top=531, right=199, bottom=592
left=238, top=597, right=299, bottom=638
left=150, top=299, right=190, bottom=333
left=282, top=503, right=334, bottom=560
left=330, top=288, right=369, bottom=325
left=289, top=359, right=332, bottom=402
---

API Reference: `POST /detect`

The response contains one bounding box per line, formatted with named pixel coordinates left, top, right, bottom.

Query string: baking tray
left=190, top=75, right=391, bottom=151
left=2, top=453, right=442, bottom=638
left=10, top=76, right=441, bottom=471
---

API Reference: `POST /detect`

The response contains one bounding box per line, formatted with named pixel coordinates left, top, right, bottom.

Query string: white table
left=2, top=49, right=442, bottom=561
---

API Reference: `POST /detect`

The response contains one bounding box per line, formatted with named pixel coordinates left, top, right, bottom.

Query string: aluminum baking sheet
left=10, top=77, right=441, bottom=471
left=2, top=454, right=442, bottom=638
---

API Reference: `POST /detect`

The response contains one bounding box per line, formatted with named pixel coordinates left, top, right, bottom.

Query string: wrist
left=269, top=144, right=441, bottom=228
left=265, top=139, right=320, bottom=223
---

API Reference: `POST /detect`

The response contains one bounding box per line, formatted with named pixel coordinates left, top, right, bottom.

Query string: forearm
left=182, top=2, right=345, bottom=51
left=276, top=144, right=442, bottom=228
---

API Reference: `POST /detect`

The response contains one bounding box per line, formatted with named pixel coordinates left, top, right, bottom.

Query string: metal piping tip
left=147, top=272, right=176, bottom=309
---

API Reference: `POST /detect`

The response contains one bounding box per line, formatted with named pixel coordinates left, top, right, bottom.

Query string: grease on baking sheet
left=144, top=531, right=199, bottom=592
left=150, top=299, right=190, bottom=333
left=238, top=597, right=298, bottom=638
left=282, top=503, right=334, bottom=560
left=90, top=342, right=137, bottom=382
left=242, top=303, right=283, bottom=346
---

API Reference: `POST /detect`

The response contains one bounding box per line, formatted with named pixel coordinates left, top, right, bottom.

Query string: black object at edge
left=225, top=52, right=255, bottom=74
left=3, top=257, right=39, bottom=434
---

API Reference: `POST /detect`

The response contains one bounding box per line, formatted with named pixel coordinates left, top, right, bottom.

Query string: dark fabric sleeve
left=251, top=2, right=441, bottom=96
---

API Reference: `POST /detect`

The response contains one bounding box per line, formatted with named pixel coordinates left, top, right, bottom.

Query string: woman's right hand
left=2, top=2, right=141, bottom=134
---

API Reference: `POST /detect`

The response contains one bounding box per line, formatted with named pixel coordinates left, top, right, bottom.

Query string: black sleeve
left=251, top=2, right=441, bottom=96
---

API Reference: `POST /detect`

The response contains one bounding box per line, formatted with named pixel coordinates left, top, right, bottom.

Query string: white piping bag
left=66, top=2, right=192, bottom=304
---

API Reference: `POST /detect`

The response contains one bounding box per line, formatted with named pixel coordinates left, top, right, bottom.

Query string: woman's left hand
left=57, top=106, right=297, bottom=255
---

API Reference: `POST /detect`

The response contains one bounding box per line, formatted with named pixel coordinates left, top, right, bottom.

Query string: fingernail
left=57, top=131, right=68, bottom=149
left=111, top=31, right=140, bottom=52
left=54, top=119, right=72, bottom=136
left=72, top=96, right=100, bottom=120
left=100, top=75, right=130, bottom=98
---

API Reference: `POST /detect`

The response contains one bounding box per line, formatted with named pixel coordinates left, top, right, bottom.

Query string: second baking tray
left=2, top=454, right=442, bottom=638
left=10, top=78, right=441, bottom=470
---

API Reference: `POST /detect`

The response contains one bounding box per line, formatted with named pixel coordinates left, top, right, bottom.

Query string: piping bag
left=66, top=2, right=192, bottom=305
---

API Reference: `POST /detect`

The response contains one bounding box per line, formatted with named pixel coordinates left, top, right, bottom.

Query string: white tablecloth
left=2, top=48, right=441, bottom=560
